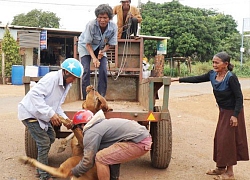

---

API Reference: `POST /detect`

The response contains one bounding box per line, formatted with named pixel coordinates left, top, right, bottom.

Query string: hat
left=120, top=0, right=130, bottom=2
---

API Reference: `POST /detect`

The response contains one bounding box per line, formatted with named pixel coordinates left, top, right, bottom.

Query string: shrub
left=1, top=27, right=22, bottom=77
left=164, top=59, right=250, bottom=78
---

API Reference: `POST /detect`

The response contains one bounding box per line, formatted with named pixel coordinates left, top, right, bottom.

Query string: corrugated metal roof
left=0, top=24, right=81, bottom=35
left=139, top=35, right=170, bottom=40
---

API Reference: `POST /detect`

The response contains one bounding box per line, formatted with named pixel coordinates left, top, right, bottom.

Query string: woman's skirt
left=213, top=108, right=249, bottom=166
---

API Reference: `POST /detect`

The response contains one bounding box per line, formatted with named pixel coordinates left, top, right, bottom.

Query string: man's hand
left=64, top=119, right=73, bottom=129
left=93, top=58, right=100, bottom=68
left=98, top=50, right=104, bottom=60
left=50, top=114, right=62, bottom=126
left=128, top=12, right=134, bottom=18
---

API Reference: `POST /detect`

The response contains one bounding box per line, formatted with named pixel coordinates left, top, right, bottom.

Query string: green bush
left=232, top=59, right=250, bottom=77
left=164, top=59, right=250, bottom=78
left=189, top=61, right=212, bottom=76
left=1, top=28, right=22, bottom=77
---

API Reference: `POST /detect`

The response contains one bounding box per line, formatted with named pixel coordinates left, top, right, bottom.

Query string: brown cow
left=82, top=85, right=113, bottom=114
left=19, top=137, right=98, bottom=180
left=19, top=117, right=98, bottom=180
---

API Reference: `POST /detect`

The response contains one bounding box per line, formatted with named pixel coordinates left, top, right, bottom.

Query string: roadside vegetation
left=141, top=1, right=250, bottom=61
left=140, top=1, right=250, bottom=78
left=163, top=58, right=250, bottom=78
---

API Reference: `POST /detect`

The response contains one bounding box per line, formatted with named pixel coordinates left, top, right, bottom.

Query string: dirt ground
left=0, top=78, right=250, bottom=180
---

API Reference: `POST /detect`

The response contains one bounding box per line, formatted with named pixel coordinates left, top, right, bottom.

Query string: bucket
left=11, top=65, right=24, bottom=85
left=25, top=66, right=39, bottom=77
left=142, top=70, right=151, bottom=79
left=49, top=66, right=60, bottom=72
left=39, top=66, right=49, bottom=76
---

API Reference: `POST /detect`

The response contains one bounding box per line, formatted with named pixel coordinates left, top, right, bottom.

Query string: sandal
left=214, top=174, right=235, bottom=180
left=206, top=168, right=226, bottom=175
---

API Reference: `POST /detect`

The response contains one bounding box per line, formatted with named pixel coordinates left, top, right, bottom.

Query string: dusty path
left=0, top=78, right=250, bottom=180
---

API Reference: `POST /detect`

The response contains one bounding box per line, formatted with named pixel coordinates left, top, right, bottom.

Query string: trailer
left=23, top=35, right=172, bottom=169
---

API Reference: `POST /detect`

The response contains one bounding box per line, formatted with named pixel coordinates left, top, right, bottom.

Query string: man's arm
left=113, top=5, right=117, bottom=15
left=86, top=43, right=100, bottom=68
left=71, top=133, right=102, bottom=177
left=132, top=6, right=142, bottom=23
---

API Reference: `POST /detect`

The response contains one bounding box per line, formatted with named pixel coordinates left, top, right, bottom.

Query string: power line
left=194, top=0, right=246, bottom=7
left=0, top=0, right=98, bottom=7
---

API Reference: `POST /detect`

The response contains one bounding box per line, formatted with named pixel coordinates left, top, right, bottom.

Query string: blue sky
left=0, top=0, right=249, bottom=32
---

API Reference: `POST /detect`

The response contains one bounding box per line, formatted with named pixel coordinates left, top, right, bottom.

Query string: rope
left=109, top=18, right=133, bottom=80
left=93, top=68, right=98, bottom=107
left=94, top=68, right=98, bottom=90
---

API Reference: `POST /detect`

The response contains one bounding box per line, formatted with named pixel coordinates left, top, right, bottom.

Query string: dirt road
left=1, top=79, right=250, bottom=180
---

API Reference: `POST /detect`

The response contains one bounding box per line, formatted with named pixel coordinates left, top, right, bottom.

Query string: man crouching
left=68, top=109, right=152, bottom=180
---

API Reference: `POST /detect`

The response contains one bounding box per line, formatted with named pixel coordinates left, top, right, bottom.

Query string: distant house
left=0, top=25, right=82, bottom=102
left=0, top=24, right=81, bottom=66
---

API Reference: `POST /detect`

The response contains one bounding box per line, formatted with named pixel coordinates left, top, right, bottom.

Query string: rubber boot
left=110, top=164, right=121, bottom=180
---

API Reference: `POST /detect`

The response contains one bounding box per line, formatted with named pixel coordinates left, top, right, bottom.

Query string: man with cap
left=18, top=58, right=84, bottom=180
left=113, top=0, right=142, bottom=39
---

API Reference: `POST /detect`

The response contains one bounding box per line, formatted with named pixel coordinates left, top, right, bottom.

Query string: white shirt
left=18, top=69, right=71, bottom=131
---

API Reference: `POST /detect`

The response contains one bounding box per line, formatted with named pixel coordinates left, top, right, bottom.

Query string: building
left=0, top=25, right=82, bottom=102
left=0, top=24, right=81, bottom=67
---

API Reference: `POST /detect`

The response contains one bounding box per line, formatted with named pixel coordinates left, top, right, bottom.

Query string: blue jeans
left=81, top=54, right=108, bottom=100
left=22, top=119, right=55, bottom=180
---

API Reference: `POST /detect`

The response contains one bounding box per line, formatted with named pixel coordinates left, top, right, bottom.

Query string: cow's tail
left=18, top=156, right=67, bottom=178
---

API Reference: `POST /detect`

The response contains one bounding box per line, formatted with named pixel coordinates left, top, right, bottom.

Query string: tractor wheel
left=25, top=127, right=38, bottom=159
left=150, top=106, right=172, bottom=169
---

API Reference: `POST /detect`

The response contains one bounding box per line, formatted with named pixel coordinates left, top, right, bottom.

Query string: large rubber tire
left=150, top=106, right=172, bottom=169
left=25, top=127, right=38, bottom=159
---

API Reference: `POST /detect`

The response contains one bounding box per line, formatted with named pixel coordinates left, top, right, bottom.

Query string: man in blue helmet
left=18, top=58, right=84, bottom=180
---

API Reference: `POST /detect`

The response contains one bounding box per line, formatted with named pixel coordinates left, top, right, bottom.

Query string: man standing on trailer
left=113, top=0, right=142, bottom=39
left=78, top=4, right=117, bottom=100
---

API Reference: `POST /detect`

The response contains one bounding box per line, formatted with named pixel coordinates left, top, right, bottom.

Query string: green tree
left=1, top=27, right=22, bottom=77
left=11, top=9, right=60, bottom=28
left=140, top=1, right=239, bottom=61
left=217, top=33, right=241, bottom=60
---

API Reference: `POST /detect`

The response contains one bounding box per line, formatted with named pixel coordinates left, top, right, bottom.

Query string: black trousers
left=121, top=17, right=138, bottom=39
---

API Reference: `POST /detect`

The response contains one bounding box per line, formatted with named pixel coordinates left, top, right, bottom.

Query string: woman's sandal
left=206, top=168, right=226, bottom=175
left=214, top=174, right=235, bottom=180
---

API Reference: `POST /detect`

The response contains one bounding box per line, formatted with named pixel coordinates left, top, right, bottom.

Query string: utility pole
left=137, top=0, right=141, bottom=7
left=240, top=19, right=244, bottom=67
left=241, top=17, right=250, bottom=67
left=0, top=40, right=4, bottom=84
left=137, top=0, right=142, bottom=35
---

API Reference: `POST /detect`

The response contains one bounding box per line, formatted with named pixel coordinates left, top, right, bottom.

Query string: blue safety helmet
left=61, top=58, right=84, bottom=78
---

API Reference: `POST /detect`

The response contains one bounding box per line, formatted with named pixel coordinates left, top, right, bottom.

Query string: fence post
left=1, top=52, right=5, bottom=84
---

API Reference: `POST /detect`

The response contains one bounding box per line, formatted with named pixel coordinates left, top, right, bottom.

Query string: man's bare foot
left=134, top=36, right=140, bottom=40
